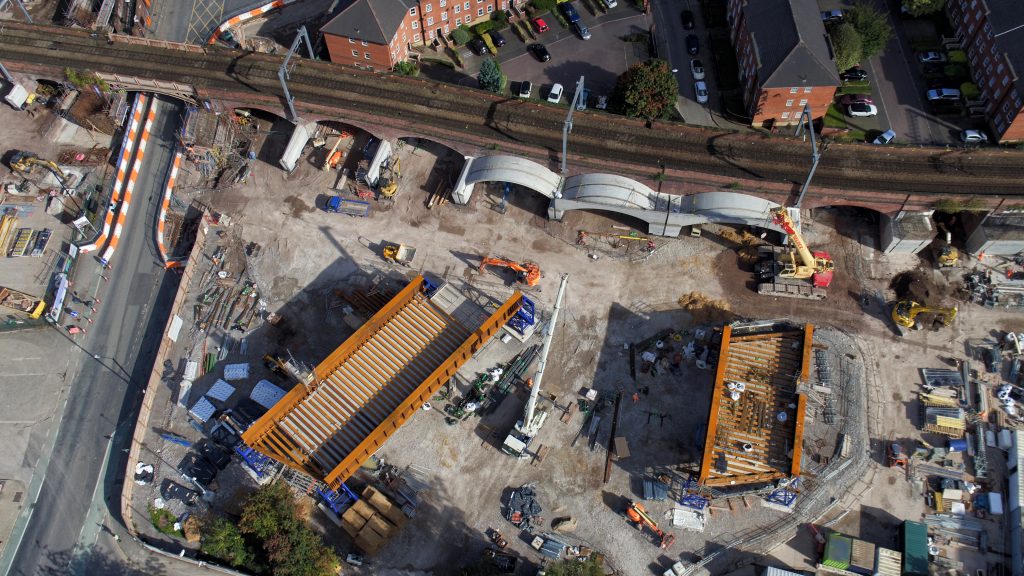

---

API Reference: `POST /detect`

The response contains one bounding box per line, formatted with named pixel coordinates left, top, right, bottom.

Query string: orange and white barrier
left=207, top=0, right=298, bottom=44
left=100, top=102, right=157, bottom=265
left=78, top=94, right=149, bottom=253
left=156, top=149, right=182, bottom=265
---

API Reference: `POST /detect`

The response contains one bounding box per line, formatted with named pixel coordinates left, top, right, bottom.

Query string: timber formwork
left=697, top=323, right=812, bottom=487
left=243, top=276, right=522, bottom=489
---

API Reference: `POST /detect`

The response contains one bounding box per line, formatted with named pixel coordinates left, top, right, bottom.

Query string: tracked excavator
left=9, top=150, right=70, bottom=187
left=755, top=207, right=835, bottom=300
left=625, top=501, right=675, bottom=549
left=933, top=222, right=959, bottom=269
left=479, top=256, right=542, bottom=287
left=891, top=300, right=957, bottom=332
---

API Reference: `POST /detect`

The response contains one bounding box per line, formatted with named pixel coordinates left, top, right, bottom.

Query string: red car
left=532, top=17, right=549, bottom=33
left=840, top=93, right=873, bottom=106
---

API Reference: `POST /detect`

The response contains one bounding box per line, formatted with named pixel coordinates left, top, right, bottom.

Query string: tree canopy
left=830, top=23, right=863, bottom=72
left=902, top=0, right=946, bottom=17
left=201, top=518, right=255, bottom=569
left=611, top=58, right=679, bottom=120
left=477, top=58, right=504, bottom=93
left=846, top=2, right=893, bottom=60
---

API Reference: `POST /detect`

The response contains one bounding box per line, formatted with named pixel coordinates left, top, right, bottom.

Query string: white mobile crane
left=755, top=207, right=835, bottom=300
left=502, top=273, right=569, bottom=458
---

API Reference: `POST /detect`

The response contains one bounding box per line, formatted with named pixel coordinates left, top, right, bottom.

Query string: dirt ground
left=150, top=118, right=1020, bottom=576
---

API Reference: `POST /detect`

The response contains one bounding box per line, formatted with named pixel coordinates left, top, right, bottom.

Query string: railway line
left=1, top=21, right=1022, bottom=197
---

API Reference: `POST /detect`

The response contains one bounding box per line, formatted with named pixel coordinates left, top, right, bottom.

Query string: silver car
left=690, top=59, right=705, bottom=80
left=694, top=81, right=708, bottom=104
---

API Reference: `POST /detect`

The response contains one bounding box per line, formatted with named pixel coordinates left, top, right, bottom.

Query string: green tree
left=611, top=59, right=679, bottom=120
left=394, top=60, right=419, bottom=76
left=847, top=2, right=893, bottom=60
left=201, top=518, right=254, bottom=568
left=238, top=482, right=339, bottom=576
left=830, top=23, right=863, bottom=72
left=541, top=557, right=604, bottom=576
left=902, top=0, right=946, bottom=17
left=451, top=25, right=473, bottom=45
left=477, top=58, right=504, bottom=93
left=239, top=482, right=297, bottom=539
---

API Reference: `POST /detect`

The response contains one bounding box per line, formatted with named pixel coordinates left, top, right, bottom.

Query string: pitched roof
left=740, top=0, right=840, bottom=88
left=321, top=0, right=414, bottom=45
left=982, top=0, right=1024, bottom=93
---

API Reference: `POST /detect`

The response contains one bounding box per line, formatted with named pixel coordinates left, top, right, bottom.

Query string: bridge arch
left=451, top=155, right=562, bottom=203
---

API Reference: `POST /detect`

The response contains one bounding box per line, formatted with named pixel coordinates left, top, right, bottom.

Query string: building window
left=785, top=99, right=794, bottom=107
left=425, top=3, right=432, bottom=12
left=441, top=12, right=448, bottom=21
left=1003, top=75, right=1011, bottom=86
left=429, top=30, right=435, bottom=39
left=799, top=99, right=807, bottom=106
left=444, top=24, right=449, bottom=33
left=455, top=4, right=460, bottom=13
left=403, top=33, right=407, bottom=42
left=456, top=17, right=461, bottom=24
left=348, top=38, right=355, bottom=44
left=989, top=76, right=995, bottom=87
left=501, top=0, right=507, bottom=8
left=410, top=7, right=417, bottom=14
left=440, top=0, right=447, bottom=6
left=361, top=40, right=368, bottom=46
left=414, top=33, right=421, bottom=42
left=412, top=21, right=419, bottom=29
left=803, top=87, right=811, bottom=93
left=364, top=52, right=371, bottom=59
left=789, top=87, right=798, bottom=94
left=477, top=7, right=484, bottom=15
left=487, top=4, right=493, bottom=12
left=464, top=1, right=469, bottom=9
left=781, top=111, right=791, bottom=119
left=352, top=50, right=359, bottom=56
left=427, top=16, right=434, bottom=25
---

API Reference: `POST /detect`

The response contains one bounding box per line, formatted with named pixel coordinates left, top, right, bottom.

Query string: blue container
left=948, top=438, right=968, bottom=452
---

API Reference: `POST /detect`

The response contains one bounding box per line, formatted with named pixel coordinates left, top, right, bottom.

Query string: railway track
left=1, top=21, right=1022, bottom=197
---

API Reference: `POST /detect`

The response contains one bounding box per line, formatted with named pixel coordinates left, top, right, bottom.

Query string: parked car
left=518, top=80, right=533, bottom=98
left=547, top=83, right=564, bottom=104
left=685, top=34, right=699, bottom=55
left=490, top=30, right=506, bottom=47
left=560, top=2, right=580, bottom=23
left=528, top=43, right=550, bottom=62
left=576, top=88, right=590, bottom=111
left=840, top=93, right=873, bottom=106
left=847, top=102, right=878, bottom=117
left=690, top=59, right=705, bottom=80
left=161, top=479, right=199, bottom=506
left=532, top=18, right=549, bottom=33
left=960, top=129, right=989, bottom=143
left=926, top=88, right=961, bottom=101
left=180, top=453, right=218, bottom=488
left=681, top=10, right=695, bottom=29
left=840, top=67, right=868, bottom=81
left=917, top=51, right=947, bottom=63
left=821, top=9, right=843, bottom=23
left=872, top=129, right=896, bottom=144
left=602, top=0, right=617, bottom=7
left=468, top=38, right=489, bottom=55
left=574, top=22, right=591, bottom=40
left=694, top=81, right=708, bottom=104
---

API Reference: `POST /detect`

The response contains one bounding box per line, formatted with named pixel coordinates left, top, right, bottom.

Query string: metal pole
left=0, top=61, right=14, bottom=84
left=0, top=0, right=32, bottom=23
left=561, top=76, right=584, bottom=175
left=522, top=273, right=569, bottom=434
left=279, top=26, right=317, bottom=122
left=793, top=104, right=820, bottom=209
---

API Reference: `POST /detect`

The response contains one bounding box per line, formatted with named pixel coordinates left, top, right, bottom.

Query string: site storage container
left=822, top=533, right=852, bottom=570
left=849, top=538, right=876, bottom=575
left=874, top=546, right=902, bottom=576
left=900, top=520, right=929, bottom=576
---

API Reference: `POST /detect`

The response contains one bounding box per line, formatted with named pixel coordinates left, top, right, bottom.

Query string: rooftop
left=698, top=321, right=812, bottom=487
left=740, top=0, right=841, bottom=88
left=242, top=276, right=522, bottom=488
left=321, top=0, right=414, bottom=45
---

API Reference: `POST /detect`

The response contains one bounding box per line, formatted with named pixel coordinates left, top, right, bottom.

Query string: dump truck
left=0, top=286, right=46, bottom=319
left=382, top=243, right=416, bottom=265
left=324, top=196, right=370, bottom=217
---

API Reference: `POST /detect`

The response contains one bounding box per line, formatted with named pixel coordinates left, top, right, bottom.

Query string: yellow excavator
left=933, top=222, right=959, bottom=268
left=891, top=300, right=957, bottom=331
left=9, top=150, right=69, bottom=186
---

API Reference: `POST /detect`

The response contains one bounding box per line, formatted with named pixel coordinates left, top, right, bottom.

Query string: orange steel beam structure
left=698, top=325, right=732, bottom=485
left=789, top=323, right=815, bottom=478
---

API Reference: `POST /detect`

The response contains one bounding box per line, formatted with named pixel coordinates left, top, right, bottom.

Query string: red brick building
left=322, top=0, right=515, bottom=70
left=726, top=0, right=840, bottom=127
left=947, top=0, right=1024, bottom=142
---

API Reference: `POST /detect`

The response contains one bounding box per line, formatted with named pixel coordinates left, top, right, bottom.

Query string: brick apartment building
left=322, top=0, right=516, bottom=70
left=726, top=0, right=840, bottom=127
left=947, top=0, right=1024, bottom=142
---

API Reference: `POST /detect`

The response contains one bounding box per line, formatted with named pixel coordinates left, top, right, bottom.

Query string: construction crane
left=755, top=207, right=834, bottom=300
left=480, top=256, right=542, bottom=287
left=891, top=300, right=957, bottom=331
left=502, top=274, right=569, bottom=458
left=625, top=501, right=675, bottom=549
left=9, top=150, right=69, bottom=186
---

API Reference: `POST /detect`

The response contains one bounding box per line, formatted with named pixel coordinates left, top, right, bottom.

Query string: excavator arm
left=480, top=256, right=541, bottom=287
left=891, top=300, right=958, bottom=328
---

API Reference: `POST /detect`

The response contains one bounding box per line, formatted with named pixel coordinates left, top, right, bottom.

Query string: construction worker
left=632, top=392, right=640, bottom=404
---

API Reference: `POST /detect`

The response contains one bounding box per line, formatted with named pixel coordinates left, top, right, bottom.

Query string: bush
left=201, top=518, right=256, bottom=569
left=393, top=60, right=419, bottom=76
left=482, top=33, right=498, bottom=53
left=943, top=63, right=969, bottom=81
left=451, top=25, right=472, bottom=45
left=491, top=9, right=510, bottom=30
left=149, top=507, right=181, bottom=537
left=948, top=49, right=967, bottom=64
left=239, top=482, right=338, bottom=576
left=847, top=2, right=893, bottom=60
left=830, top=23, right=863, bottom=72
left=530, top=0, right=557, bottom=13
left=473, top=20, right=495, bottom=34
left=610, top=58, right=679, bottom=119
left=478, top=58, right=503, bottom=93
left=960, top=82, right=980, bottom=100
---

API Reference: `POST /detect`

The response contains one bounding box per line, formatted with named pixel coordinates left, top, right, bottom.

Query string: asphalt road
left=152, top=0, right=269, bottom=43
left=5, top=98, right=184, bottom=576
left=650, top=0, right=715, bottom=126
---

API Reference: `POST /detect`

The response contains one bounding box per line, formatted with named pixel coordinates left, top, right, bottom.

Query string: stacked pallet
left=340, top=486, right=408, bottom=555
left=0, top=215, right=18, bottom=252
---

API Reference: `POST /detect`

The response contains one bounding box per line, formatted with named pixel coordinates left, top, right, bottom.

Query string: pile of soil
left=678, top=292, right=736, bottom=324
left=889, top=270, right=949, bottom=302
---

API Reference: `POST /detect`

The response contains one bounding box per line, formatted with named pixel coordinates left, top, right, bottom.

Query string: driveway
left=495, top=8, right=650, bottom=103
left=649, top=0, right=715, bottom=126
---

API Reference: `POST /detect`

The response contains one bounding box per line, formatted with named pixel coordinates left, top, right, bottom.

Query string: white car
left=960, top=129, right=988, bottom=143
left=547, top=83, right=563, bottom=104
left=690, top=59, right=705, bottom=80
left=872, top=129, right=896, bottom=145
left=917, top=51, right=947, bottom=63
left=694, top=81, right=708, bottom=104
left=847, top=102, right=877, bottom=117
left=518, top=81, right=532, bottom=98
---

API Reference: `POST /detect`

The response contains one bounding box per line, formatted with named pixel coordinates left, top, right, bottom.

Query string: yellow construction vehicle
left=933, top=223, right=959, bottom=268
left=755, top=207, right=835, bottom=300
left=9, top=150, right=68, bottom=186
left=891, top=300, right=957, bottom=330
left=379, top=157, right=401, bottom=198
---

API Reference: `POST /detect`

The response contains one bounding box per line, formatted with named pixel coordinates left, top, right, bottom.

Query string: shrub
left=149, top=507, right=181, bottom=537
left=451, top=25, right=472, bottom=45
left=394, top=60, right=419, bottom=76
left=948, top=49, right=967, bottom=64
left=943, top=64, right=969, bottom=80
left=478, top=58, right=503, bottom=93
left=530, top=0, right=557, bottom=13
left=960, top=82, right=980, bottom=100
left=482, top=33, right=498, bottom=54
left=473, top=20, right=495, bottom=34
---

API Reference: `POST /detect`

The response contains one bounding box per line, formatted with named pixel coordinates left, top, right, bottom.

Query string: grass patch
left=149, top=506, right=182, bottom=538
left=824, top=104, right=847, bottom=129
left=840, top=79, right=870, bottom=91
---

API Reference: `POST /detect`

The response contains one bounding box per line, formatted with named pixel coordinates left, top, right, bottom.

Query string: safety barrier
left=155, top=149, right=181, bottom=265
left=207, top=0, right=299, bottom=44
left=100, top=102, right=157, bottom=265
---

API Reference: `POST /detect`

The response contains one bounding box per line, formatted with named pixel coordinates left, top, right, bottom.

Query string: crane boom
left=770, top=207, right=815, bottom=269
left=522, top=273, right=569, bottom=436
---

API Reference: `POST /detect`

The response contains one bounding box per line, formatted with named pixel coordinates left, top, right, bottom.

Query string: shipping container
left=849, top=538, right=876, bottom=575
left=900, top=521, right=929, bottom=576
left=874, top=547, right=902, bottom=576
left=823, top=533, right=853, bottom=570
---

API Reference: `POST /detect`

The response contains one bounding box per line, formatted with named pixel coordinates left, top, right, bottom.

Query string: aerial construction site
left=2, top=81, right=1023, bottom=576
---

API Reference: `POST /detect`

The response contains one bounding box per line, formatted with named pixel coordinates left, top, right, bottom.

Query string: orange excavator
left=625, top=501, right=675, bottom=549
left=479, top=256, right=542, bottom=287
